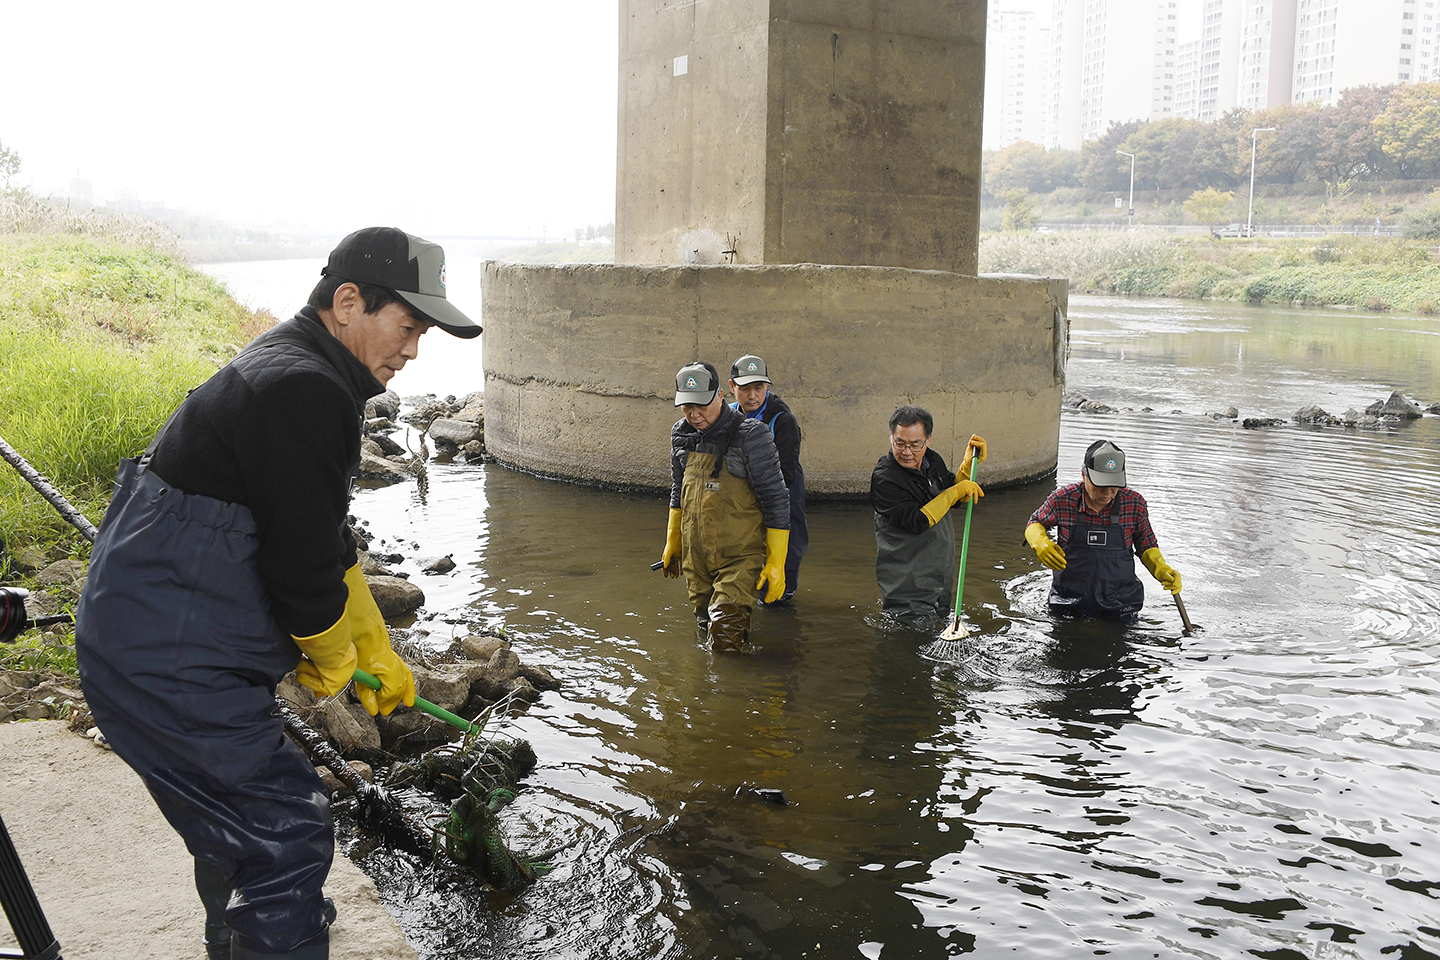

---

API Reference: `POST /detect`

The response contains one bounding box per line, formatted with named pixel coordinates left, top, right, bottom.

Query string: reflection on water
left=345, top=294, right=1440, bottom=959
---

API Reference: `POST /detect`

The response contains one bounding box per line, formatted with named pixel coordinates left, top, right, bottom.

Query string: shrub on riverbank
left=0, top=234, right=271, bottom=561
left=979, top=230, right=1440, bottom=311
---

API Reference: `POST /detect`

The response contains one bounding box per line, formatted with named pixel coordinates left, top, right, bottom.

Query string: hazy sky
left=0, top=1, right=620, bottom=239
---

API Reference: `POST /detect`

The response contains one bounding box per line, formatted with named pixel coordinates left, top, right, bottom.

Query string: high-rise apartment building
left=1173, top=39, right=1203, bottom=117
left=1420, top=0, right=1438, bottom=80
left=1047, top=0, right=1180, bottom=146
left=1238, top=0, right=1299, bottom=107
left=1198, top=0, right=1243, bottom=119
left=1293, top=0, right=1413, bottom=103
left=983, top=8, right=1052, bottom=149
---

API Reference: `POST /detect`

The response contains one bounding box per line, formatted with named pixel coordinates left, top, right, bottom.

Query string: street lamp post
left=1248, top=127, right=1276, bottom=237
left=1117, top=150, right=1136, bottom=228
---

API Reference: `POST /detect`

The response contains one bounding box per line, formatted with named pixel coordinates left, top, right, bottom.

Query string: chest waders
left=75, top=459, right=333, bottom=960
left=874, top=472, right=956, bottom=624
left=680, top=449, right=766, bottom=652
left=1047, top=512, right=1145, bottom=619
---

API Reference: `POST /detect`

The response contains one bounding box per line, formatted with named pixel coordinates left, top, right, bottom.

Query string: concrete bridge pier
left=482, top=0, right=1067, bottom=495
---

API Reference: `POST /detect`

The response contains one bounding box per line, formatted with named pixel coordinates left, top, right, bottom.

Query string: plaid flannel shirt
left=1029, top=481, right=1158, bottom=555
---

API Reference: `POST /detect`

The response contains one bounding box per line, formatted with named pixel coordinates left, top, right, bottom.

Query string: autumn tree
left=1184, top=187, right=1234, bottom=227
left=1078, top=121, right=1143, bottom=192
left=1315, top=84, right=1397, bottom=181
left=1002, top=189, right=1039, bottom=231
left=1372, top=81, right=1440, bottom=179
left=0, top=140, right=19, bottom=190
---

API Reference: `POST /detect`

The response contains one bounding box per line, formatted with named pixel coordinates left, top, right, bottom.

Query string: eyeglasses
left=890, top=437, right=928, bottom=452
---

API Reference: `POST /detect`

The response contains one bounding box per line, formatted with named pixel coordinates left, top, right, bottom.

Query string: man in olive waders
left=871, top=405, right=986, bottom=624
left=660, top=361, right=790, bottom=651
left=727, top=354, right=807, bottom=604
left=75, top=227, right=481, bottom=960
left=1024, top=439, right=1182, bottom=618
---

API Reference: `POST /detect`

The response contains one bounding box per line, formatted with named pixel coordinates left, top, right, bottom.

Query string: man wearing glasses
left=1024, top=439, right=1182, bottom=618
left=870, top=406, right=986, bottom=624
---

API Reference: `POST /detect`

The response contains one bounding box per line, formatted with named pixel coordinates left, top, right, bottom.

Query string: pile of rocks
left=359, top=390, right=485, bottom=485
left=1062, top=389, right=1437, bottom=431
left=280, top=630, right=560, bottom=763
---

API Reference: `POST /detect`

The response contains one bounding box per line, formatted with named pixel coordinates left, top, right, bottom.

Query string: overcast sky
left=0, top=0, right=620, bottom=239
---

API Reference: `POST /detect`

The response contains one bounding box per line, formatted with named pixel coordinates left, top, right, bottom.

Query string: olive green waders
left=680, top=450, right=765, bottom=651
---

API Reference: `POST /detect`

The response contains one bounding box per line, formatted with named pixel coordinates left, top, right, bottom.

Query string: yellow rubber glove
left=1025, top=522, right=1067, bottom=570
left=343, top=563, right=416, bottom=717
left=662, top=507, right=682, bottom=579
left=920, top=478, right=984, bottom=526
left=293, top=612, right=357, bottom=698
left=756, top=528, right=789, bottom=603
left=1140, top=547, right=1182, bottom=593
left=955, top=435, right=988, bottom=487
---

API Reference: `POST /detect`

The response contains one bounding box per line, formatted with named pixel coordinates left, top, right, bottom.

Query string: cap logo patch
left=1103, top=458, right=1118, bottom=470
left=438, top=259, right=447, bottom=292
left=746, top=362, right=758, bottom=371
left=685, top=376, right=698, bottom=388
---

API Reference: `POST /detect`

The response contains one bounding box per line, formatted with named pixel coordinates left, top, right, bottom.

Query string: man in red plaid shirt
left=1024, top=439, right=1182, bottom=618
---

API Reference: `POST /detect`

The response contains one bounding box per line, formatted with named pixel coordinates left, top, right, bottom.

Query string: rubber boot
left=694, top=603, right=711, bottom=646
left=708, top=602, right=753, bottom=653
left=229, top=927, right=329, bottom=960
left=196, top=858, right=232, bottom=960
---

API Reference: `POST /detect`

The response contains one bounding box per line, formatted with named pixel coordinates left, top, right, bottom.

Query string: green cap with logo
left=674, top=362, right=719, bottom=406
left=1084, top=440, right=1127, bottom=487
left=730, top=354, right=771, bottom=386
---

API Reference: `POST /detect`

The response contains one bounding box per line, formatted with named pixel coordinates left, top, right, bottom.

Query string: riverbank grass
left=979, top=231, right=1440, bottom=311
left=0, top=234, right=270, bottom=562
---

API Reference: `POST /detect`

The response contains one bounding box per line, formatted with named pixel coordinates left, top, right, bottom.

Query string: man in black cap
left=1024, top=439, right=1182, bottom=618
left=76, top=227, right=481, bottom=960
left=727, top=354, right=807, bottom=603
left=660, top=361, right=790, bottom=651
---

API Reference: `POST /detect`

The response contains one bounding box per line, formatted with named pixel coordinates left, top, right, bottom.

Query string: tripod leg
left=0, top=812, right=61, bottom=960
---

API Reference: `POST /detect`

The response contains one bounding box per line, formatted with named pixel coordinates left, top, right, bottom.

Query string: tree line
left=984, top=82, right=1440, bottom=198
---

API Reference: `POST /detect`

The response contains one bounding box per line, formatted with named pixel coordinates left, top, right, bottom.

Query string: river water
left=203, top=264, right=1440, bottom=960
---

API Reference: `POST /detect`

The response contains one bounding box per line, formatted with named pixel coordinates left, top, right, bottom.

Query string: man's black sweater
left=147, top=307, right=384, bottom=637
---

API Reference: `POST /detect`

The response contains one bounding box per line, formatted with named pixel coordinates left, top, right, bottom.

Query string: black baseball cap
left=322, top=227, right=481, bottom=339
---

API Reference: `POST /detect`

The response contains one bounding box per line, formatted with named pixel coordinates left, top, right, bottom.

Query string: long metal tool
left=938, top=455, right=980, bottom=642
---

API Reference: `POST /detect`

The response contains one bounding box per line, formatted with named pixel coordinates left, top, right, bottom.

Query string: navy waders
left=76, top=459, right=333, bottom=959
left=1047, top=513, right=1146, bottom=619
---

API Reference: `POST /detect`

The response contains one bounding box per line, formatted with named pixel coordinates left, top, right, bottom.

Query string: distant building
left=1238, top=0, right=1299, bottom=108
left=1047, top=0, right=1179, bottom=146
left=68, top=176, right=93, bottom=208
left=983, top=8, right=1051, bottom=150
left=1293, top=0, right=1415, bottom=104
left=1173, top=39, right=1203, bottom=117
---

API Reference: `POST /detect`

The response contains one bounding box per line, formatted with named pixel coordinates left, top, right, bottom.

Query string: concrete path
left=0, top=721, right=418, bottom=960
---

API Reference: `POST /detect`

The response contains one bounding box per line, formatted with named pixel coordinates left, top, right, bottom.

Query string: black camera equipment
left=0, top=586, right=64, bottom=959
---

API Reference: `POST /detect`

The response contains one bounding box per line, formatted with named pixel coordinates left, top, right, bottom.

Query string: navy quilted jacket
left=147, top=307, right=384, bottom=636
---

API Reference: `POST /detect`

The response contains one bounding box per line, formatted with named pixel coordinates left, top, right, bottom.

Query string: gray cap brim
left=1087, top=465, right=1126, bottom=487
left=395, top=290, right=482, bottom=339
left=731, top=374, right=770, bottom=386
left=675, top=387, right=718, bottom=406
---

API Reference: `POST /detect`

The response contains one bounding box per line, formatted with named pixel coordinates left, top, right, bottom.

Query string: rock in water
left=1242, top=418, right=1285, bottom=429
left=358, top=451, right=410, bottom=483
left=1379, top=390, right=1423, bottom=419
left=1294, top=405, right=1341, bottom=426
left=428, top=418, right=480, bottom=445
left=367, top=575, right=424, bottom=618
